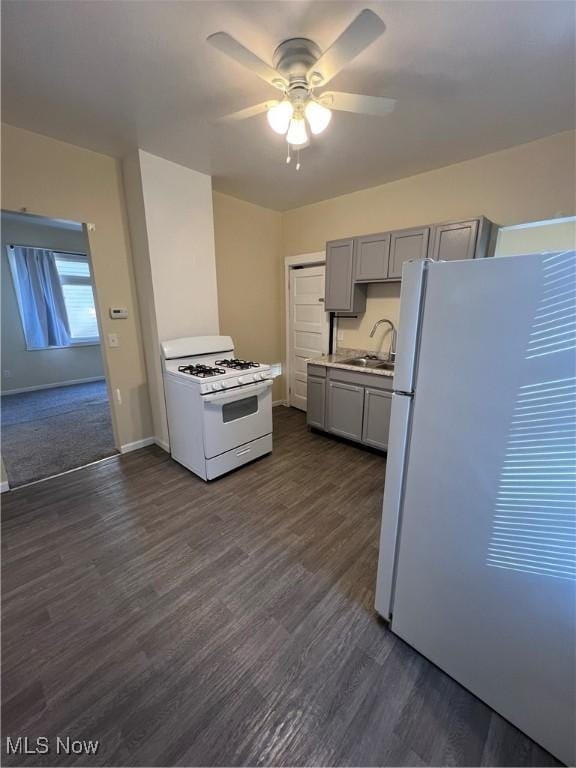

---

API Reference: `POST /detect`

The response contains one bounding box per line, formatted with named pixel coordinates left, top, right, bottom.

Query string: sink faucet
left=369, top=318, right=397, bottom=362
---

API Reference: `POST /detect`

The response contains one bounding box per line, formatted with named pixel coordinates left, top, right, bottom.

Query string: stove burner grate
left=215, top=358, right=259, bottom=371
left=178, top=364, right=226, bottom=378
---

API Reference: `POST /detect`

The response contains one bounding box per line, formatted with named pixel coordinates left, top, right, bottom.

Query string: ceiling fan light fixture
left=286, top=116, right=308, bottom=146
left=304, top=99, right=332, bottom=134
left=267, top=100, right=293, bottom=134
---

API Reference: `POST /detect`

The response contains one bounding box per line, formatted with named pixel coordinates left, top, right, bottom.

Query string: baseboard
left=0, top=480, right=10, bottom=493
left=1, top=376, right=106, bottom=396
left=120, top=437, right=170, bottom=454
left=119, top=437, right=156, bottom=454
left=273, top=399, right=287, bottom=407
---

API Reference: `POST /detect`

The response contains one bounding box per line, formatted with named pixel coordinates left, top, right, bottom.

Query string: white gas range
left=161, top=336, right=275, bottom=480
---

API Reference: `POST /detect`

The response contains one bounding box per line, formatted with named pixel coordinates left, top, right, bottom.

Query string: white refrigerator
left=375, top=251, right=576, bottom=765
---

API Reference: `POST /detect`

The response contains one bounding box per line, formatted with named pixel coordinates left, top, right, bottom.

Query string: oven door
left=201, top=380, right=273, bottom=459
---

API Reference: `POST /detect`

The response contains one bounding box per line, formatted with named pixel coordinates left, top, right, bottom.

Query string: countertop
left=306, top=348, right=395, bottom=378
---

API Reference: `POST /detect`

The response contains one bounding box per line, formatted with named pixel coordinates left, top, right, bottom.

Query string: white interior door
left=289, top=265, right=328, bottom=411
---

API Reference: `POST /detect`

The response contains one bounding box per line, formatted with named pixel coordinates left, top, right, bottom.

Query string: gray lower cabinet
left=362, top=388, right=392, bottom=450
left=307, top=375, right=326, bottom=429
left=326, top=380, right=364, bottom=441
left=325, top=238, right=366, bottom=313
left=307, top=365, right=393, bottom=451
left=388, top=226, right=430, bottom=279
left=354, top=232, right=390, bottom=282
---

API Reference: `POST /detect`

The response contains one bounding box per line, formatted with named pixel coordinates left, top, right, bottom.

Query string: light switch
left=108, top=333, right=119, bottom=348
left=337, top=330, right=344, bottom=342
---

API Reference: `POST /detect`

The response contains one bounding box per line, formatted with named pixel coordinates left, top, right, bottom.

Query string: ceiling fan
left=207, top=9, right=396, bottom=167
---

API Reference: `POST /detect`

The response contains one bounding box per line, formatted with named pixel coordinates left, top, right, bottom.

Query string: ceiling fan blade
left=321, top=91, right=396, bottom=116
left=308, top=9, right=385, bottom=87
left=217, top=100, right=278, bottom=124
left=207, top=32, right=287, bottom=90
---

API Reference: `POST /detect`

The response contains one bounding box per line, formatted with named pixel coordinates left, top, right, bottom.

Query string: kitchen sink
left=341, top=357, right=395, bottom=371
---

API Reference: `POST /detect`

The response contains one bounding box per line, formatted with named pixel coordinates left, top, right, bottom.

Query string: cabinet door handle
left=318, top=297, right=325, bottom=303
left=331, top=382, right=362, bottom=393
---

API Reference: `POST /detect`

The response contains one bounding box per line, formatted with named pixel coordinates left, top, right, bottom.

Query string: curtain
left=8, top=246, right=71, bottom=348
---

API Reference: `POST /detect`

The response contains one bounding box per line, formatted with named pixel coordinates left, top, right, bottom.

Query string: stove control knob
left=253, top=373, right=262, bottom=381
left=238, top=375, right=247, bottom=384
left=212, top=381, right=223, bottom=390
left=204, top=383, right=213, bottom=392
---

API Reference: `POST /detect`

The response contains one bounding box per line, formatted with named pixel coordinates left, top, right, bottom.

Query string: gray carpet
left=1, top=380, right=117, bottom=487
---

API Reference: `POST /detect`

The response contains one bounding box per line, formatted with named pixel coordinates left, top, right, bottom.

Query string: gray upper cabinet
left=431, top=216, right=493, bottom=261
left=431, top=219, right=479, bottom=261
left=326, top=380, right=364, bottom=442
left=362, top=388, right=392, bottom=451
left=354, top=232, right=391, bottom=282
left=388, top=227, right=430, bottom=279
left=324, top=216, right=494, bottom=311
left=325, top=238, right=366, bottom=313
left=307, top=375, right=326, bottom=430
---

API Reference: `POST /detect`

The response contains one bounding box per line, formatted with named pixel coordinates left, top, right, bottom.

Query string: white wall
left=123, top=150, right=219, bottom=447
left=1, top=214, right=105, bottom=393
left=139, top=151, right=219, bottom=341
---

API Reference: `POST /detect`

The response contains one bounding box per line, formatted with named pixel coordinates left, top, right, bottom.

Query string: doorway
left=1, top=211, right=117, bottom=487
left=285, top=254, right=329, bottom=411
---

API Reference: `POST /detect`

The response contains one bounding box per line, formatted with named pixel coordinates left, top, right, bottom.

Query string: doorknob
left=318, top=298, right=325, bottom=303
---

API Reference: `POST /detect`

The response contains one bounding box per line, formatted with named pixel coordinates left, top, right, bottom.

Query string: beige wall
left=1, top=215, right=105, bottom=393
left=2, top=124, right=573, bottom=455
left=495, top=217, right=576, bottom=257
left=1, top=124, right=152, bottom=448
left=283, top=130, right=576, bottom=362
left=213, top=192, right=283, bottom=401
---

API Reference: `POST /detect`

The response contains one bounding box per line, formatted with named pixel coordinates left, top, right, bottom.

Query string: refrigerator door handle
left=374, top=392, right=413, bottom=620
left=393, top=260, right=428, bottom=394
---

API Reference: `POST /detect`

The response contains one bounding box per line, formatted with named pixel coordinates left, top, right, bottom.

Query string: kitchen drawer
left=327, top=367, right=394, bottom=390
left=205, top=434, right=272, bottom=480
left=307, top=363, right=327, bottom=378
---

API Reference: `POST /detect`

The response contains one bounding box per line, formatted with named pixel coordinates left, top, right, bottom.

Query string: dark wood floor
left=2, top=407, right=559, bottom=767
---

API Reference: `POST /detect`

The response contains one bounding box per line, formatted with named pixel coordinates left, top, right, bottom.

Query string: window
left=54, top=254, right=99, bottom=343
left=7, top=245, right=100, bottom=349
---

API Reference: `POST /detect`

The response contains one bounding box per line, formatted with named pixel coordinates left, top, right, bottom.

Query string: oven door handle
left=202, top=380, right=272, bottom=405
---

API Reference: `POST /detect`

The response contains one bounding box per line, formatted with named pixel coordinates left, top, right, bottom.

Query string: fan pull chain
left=285, top=144, right=303, bottom=171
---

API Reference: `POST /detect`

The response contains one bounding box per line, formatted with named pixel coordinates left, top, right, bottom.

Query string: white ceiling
left=2, top=1, right=575, bottom=211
